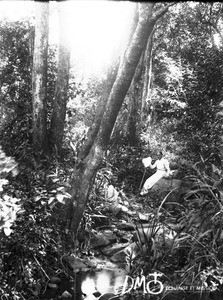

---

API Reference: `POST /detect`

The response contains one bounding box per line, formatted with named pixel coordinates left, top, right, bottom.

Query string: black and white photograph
left=1, top=1, right=223, bottom=299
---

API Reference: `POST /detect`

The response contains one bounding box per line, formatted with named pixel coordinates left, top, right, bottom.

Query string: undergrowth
left=123, top=154, right=223, bottom=299
left=0, top=150, right=75, bottom=299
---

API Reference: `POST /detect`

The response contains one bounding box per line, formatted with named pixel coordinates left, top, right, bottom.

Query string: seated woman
left=140, top=151, right=170, bottom=196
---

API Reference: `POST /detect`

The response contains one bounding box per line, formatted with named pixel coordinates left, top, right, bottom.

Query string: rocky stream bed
left=40, top=178, right=223, bottom=300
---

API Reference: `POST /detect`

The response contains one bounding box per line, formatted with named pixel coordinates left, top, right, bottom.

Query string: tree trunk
left=78, top=61, right=119, bottom=161
left=141, top=29, right=154, bottom=124
left=108, top=6, right=139, bottom=144
left=49, top=5, right=70, bottom=155
left=69, top=3, right=174, bottom=238
left=32, top=2, right=49, bottom=153
left=127, top=52, right=145, bottom=146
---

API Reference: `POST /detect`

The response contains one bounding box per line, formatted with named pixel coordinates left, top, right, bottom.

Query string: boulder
left=151, top=178, right=182, bottom=192
left=91, top=231, right=117, bottom=248
left=101, top=243, right=129, bottom=256
left=110, top=242, right=140, bottom=263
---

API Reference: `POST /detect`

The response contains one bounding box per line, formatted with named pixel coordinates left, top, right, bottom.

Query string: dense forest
left=1, top=1, right=223, bottom=300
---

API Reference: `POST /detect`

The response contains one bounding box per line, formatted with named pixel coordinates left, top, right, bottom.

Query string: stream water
left=41, top=267, right=223, bottom=300
left=76, top=268, right=126, bottom=300
left=76, top=269, right=223, bottom=300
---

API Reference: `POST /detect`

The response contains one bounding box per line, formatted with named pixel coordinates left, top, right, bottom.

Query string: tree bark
left=32, top=1, right=49, bottom=153
left=127, top=52, right=145, bottom=146
left=69, top=3, right=174, bottom=238
left=141, top=29, right=154, bottom=123
left=49, top=4, right=70, bottom=155
left=78, top=61, right=119, bottom=162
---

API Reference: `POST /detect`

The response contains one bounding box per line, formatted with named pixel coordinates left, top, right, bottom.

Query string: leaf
left=175, top=233, right=192, bottom=243
left=47, top=174, right=57, bottom=178
left=56, top=194, right=65, bottom=203
left=50, top=190, right=57, bottom=194
left=3, top=227, right=13, bottom=236
left=212, top=164, right=221, bottom=175
left=64, top=192, right=71, bottom=198
left=49, top=202, right=56, bottom=209
left=90, top=214, right=108, bottom=218
left=197, top=229, right=212, bottom=241
left=57, top=186, right=65, bottom=191
left=48, top=283, right=58, bottom=289
left=34, top=196, right=41, bottom=202
left=17, top=209, right=25, bottom=215
left=52, top=178, right=60, bottom=183
left=48, top=197, right=55, bottom=204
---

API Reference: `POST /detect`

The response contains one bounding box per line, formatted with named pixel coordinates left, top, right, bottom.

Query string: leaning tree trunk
left=126, top=52, right=145, bottom=146
left=141, top=29, right=154, bottom=124
left=49, top=4, right=70, bottom=155
left=32, top=1, right=49, bottom=153
left=80, top=6, right=139, bottom=159
left=78, top=61, right=119, bottom=162
left=69, top=3, right=175, bottom=238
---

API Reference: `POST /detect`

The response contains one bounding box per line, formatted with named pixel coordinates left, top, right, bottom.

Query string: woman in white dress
left=140, top=151, right=170, bottom=195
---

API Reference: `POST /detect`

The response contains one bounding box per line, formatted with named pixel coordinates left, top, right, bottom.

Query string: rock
left=93, top=291, right=101, bottom=297
left=98, top=293, right=116, bottom=300
left=116, top=222, right=134, bottom=231
left=65, top=254, right=104, bottom=272
left=48, top=283, right=59, bottom=289
left=138, top=212, right=153, bottom=221
left=131, top=203, right=141, bottom=210
left=151, top=178, right=182, bottom=192
left=108, top=203, right=122, bottom=215
left=66, top=255, right=89, bottom=272
left=85, top=257, right=98, bottom=268
left=49, top=276, right=61, bottom=284
left=110, top=242, right=139, bottom=263
left=101, top=243, right=129, bottom=256
left=91, top=231, right=117, bottom=248
left=110, top=249, right=129, bottom=263
left=60, top=290, right=72, bottom=299
left=98, top=261, right=120, bottom=270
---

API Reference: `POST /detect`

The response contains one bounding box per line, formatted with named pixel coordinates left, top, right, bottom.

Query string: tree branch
left=199, top=18, right=223, bottom=41
left=152, top=2, right=177, bottom=22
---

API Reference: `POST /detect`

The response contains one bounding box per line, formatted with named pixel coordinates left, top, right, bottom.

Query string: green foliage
left=0, top=146, right=20, bottom=236
left=126, top=155, right=223, bottom=293
left=65, top=75, right=105, bottom=156
left=0, top=19, right=34, bottom=157
left=131, top=219, right=160, bottom=275
left=108, top=139, right=144, bottom=194
left=0, top=20, right=64, bottom=158
left=142, top=2, right=223, bottom=163
left=175, top=159, right=223, bottom=278
left=175, top=43, right=223, bottom=160
left=200, top=266, right=223, bottom=291
left=164, top=157, right=223, bottom=287
left=0, top=156, right=74, bottom=299
left=0, top=19, right=33, bottom=106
